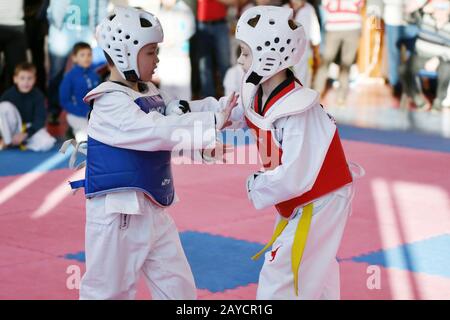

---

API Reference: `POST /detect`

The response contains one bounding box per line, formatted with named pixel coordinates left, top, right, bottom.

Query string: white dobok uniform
left=229, top=78, right=359, bottom=300
left=78, top=81, right=226, bottom=300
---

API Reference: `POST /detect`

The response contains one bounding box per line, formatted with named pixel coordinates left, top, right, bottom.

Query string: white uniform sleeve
left=248, top=104, right=336, bottom=210
left=187, top=96, right=228, bottom=112
left=88, top=91, right=217, bottom=152
left=186, top=95, right=247, bottom=129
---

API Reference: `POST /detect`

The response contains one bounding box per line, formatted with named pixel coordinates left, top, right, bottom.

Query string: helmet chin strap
left=123, top=70, right=139, bottom=82
left=240, top=72, right=260, bottom=111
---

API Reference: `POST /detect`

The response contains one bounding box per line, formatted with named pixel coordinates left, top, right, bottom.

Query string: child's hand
left=201, top=140, right=234, bottom=163
left=12, top=132, right=28, bottom=146
left=215, top=92, right=239, bottom=130
left=165, top=100, right=191, bottom=116
left=246, top=171, right=263, bottom=199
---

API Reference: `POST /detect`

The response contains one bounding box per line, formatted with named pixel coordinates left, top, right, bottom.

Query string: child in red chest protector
left=167, top=5, right=363, bottom=300
left=233, top=5, right=362, bottom=300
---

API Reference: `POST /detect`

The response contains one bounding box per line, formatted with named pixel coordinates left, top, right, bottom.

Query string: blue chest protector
left=70, top=94, right=175, bottom=207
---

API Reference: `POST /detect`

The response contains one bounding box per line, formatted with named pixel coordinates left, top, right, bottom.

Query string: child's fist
left=165, top=100, right=191, bottom=116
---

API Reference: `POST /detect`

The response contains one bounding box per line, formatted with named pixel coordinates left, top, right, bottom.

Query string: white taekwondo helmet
left=235, top=6, right=307, bottom=107
left=96, top=6, right=164, bottom=81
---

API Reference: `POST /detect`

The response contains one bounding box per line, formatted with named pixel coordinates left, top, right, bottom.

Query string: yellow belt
left=252, top=202, right=314, bottom=296
left=19, top=124, right=27, bottom=151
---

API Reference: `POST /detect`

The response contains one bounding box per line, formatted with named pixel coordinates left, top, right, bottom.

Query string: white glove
left=246, top=171, right=262, bottom=200
left=165, top=100, right=191, bottom=116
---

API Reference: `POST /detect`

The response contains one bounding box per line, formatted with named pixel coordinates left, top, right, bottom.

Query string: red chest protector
left=244, top=81, right=353, bottom=218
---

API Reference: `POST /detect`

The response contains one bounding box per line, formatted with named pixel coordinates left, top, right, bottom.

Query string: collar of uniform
left=109, top=80, right=149, bottom=93
left=245, top=84, right=318, bottom=131
left=254, top=69, right=298, bottom=116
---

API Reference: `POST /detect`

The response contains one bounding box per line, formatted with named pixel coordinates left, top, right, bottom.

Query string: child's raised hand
left=215, top=92, right=239, bottom=130
left=226, top=91, right=239, bottom=111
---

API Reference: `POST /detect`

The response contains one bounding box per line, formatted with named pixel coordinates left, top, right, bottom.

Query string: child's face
left=237, top=42, right=252, bottom=74
left=137, top=43, right=159, bottom=82
left=73, top=48, right=93, bottom=69
left=13, top=70, right=36, bottom=93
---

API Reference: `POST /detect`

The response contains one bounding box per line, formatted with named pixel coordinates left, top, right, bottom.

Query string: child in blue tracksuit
left=59, top=42, right=100, bottom=142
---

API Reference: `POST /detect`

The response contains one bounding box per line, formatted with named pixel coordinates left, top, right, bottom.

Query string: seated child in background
left=0, top=62, right=55, bottom=151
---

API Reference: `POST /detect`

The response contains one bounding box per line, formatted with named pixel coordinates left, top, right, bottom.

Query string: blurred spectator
left=443, top=82, right=450, bottom=108
left=46, top=0, right=109, bottom=124
left=382, top=0, right=419, bottom=97
left=313, top=0, right=364, bottom=105
left=196, top=0, right=234, bottom=98
left=288, top=0, right=322, bottom=86
left=59, top=42, right=100, bottom=142
left=223, top=47, right=244, bottom=95
left=228, top=0, right=254, bottom=66
left=24, top=0, right=49, bottom=93
left=182, top=0, right=201, bottom=99
left=156, top=0, right=196, bottom=100
left=401, top=0, right=450, bottom=111
left=0, top=62, right=55, bottom=151
left=0, top=0, right=28, bottom=93
left=238, top=0, right=254, bottom=13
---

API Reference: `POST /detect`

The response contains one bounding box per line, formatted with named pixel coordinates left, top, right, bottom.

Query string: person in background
left=0, top=0, right=28, bottom=93
left=195, top=0, right=234, bottom=98
left=289, top=0, right=322, bottom=86
left=155, top=0, right=196, bottom=100
left=381, top=0, right=419, bottom=97
left=46, top=0, right=109, bottom=124
left=223, top=47, right=245, bottom=96
left=59, top=42, right=100, bottom=142
left=401, top=0, right=450, bottom=111
left=313, top=0, right=364, bottom=105
left=0, top=62, right=56, bottom=151
left=24, top=0, right=49, bottom=93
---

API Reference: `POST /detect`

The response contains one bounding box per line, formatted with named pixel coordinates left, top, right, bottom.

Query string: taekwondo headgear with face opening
left=235, top=6, right=307, bottom=108
left=96, top=6, right=164, bottom=82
